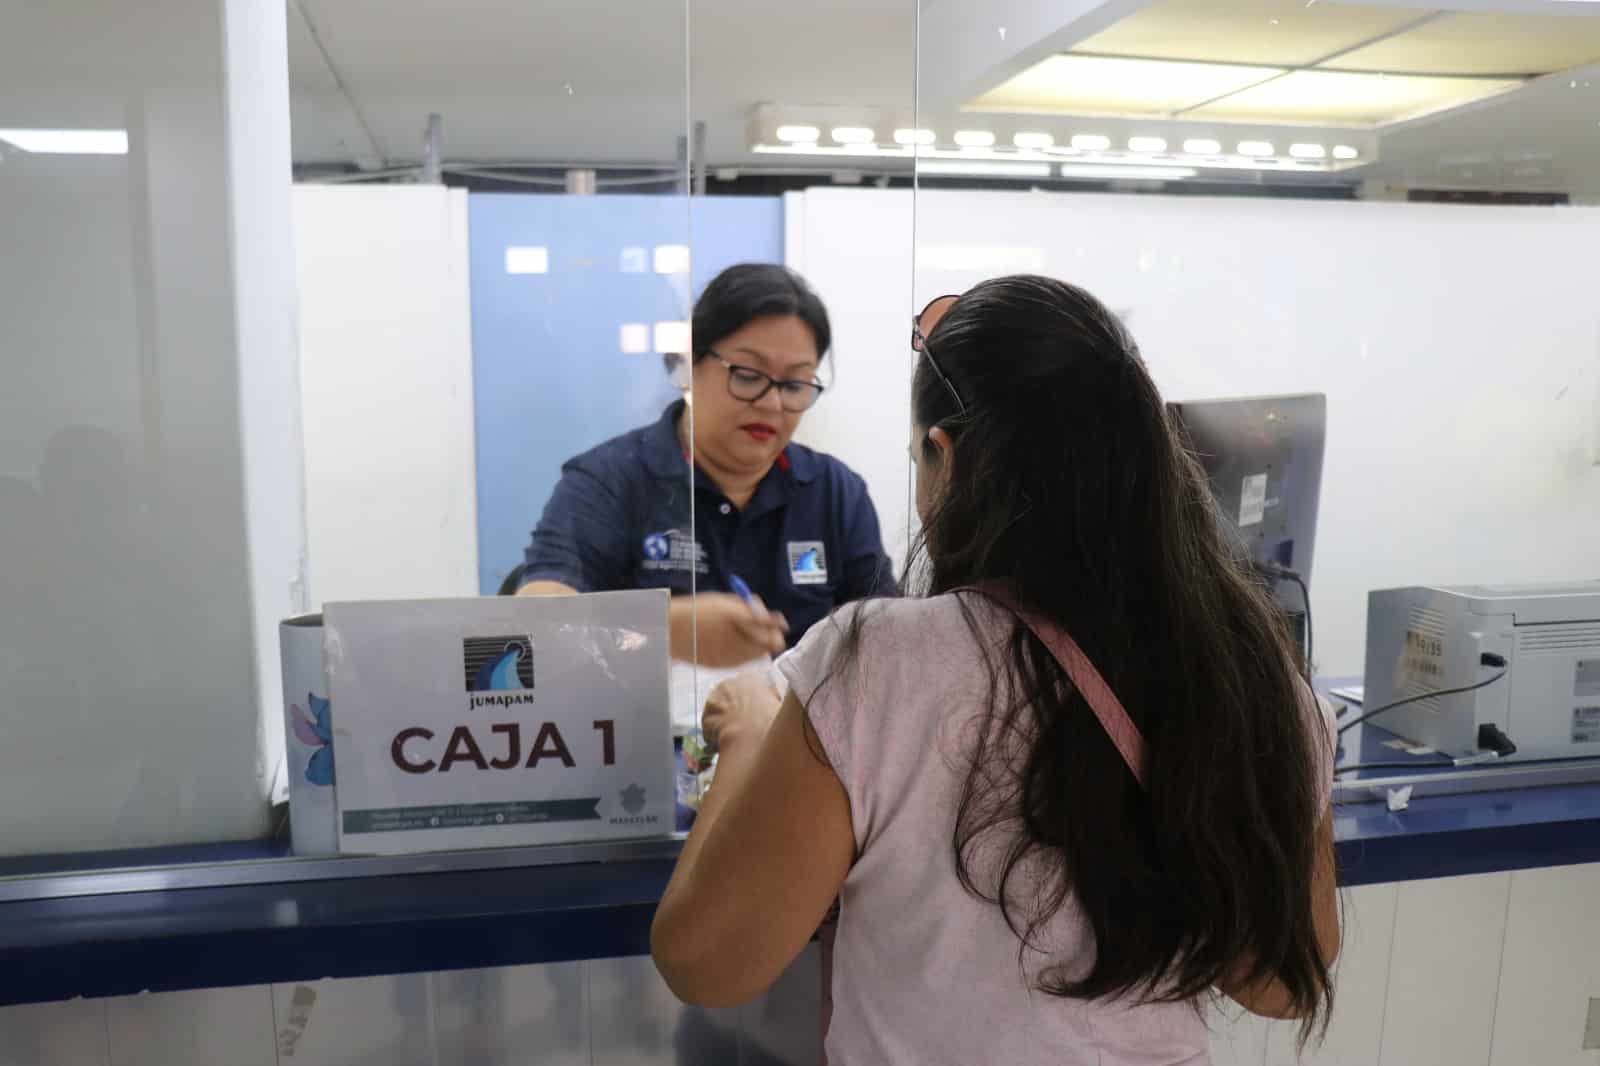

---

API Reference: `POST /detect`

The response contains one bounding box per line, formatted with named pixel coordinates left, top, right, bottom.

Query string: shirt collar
left=640, top=400, right=691, bottom=480
left=640, top=400, right=818, bottom=486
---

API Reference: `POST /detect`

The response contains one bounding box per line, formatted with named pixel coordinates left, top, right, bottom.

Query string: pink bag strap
left=966, top=587, right=1148, bottom=788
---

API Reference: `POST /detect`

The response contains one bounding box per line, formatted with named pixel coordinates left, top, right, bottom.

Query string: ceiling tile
left=969, top=54, right=1281, bottom=117
left=1073, top=0, right=1429, bottom=68
left=1186, top=69, right=1524, bottom=125
left=1325, top=12, right=1600, bottom=75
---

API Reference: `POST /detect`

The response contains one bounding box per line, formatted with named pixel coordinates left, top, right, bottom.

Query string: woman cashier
left=518, top=263, right=897, bottom=668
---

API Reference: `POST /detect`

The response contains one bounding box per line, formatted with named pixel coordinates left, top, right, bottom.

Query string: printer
left=1364, top=583, right=1600, bottom=760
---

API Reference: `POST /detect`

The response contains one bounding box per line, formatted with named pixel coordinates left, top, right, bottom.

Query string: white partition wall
left=0, top=0, right=302, bottom=854
left=790, top=187, right=1600, bottom=674
left=784, top=189, right=918, bottom=565
left=292, top=184, right=479, bottom=607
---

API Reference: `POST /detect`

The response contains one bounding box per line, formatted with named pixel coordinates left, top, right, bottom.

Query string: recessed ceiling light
left=1289, top=143, right=1327, bottom=159
left=653, top=245, right=690, bottom=275
left=775, top=125, right=820, bottom=144
left=504, top=246, right=550, bottom=275
left=1189, top=70, right=1523, bottom=126
left=831, top=126, right=875, bottom=145
left=1128, top=136, right=1168, bottom=153
left=954, top=130, right=996, bottom=148
left=1332, top=145, right=1360, bottom=160
left=1183, top=138, right=1222, bottom=155
left=919, top=159, right=1051, bottom=178
left=654, top=321, right=691, bottom=355
left=1237, top=141, right=1275, bottom=157
left=1059, top=163, right=1198, bottom=180
left=1013, top=131, right=1055, bottom=150
left=969, top=55, right=1282, bottom=119
left=0, top=128, right=129, bottom=154
left=619, top=324, right=649, bottom=355
left=1071, top=134, right=1112, bottom=151
left=894, top=128, right=936, bottom=146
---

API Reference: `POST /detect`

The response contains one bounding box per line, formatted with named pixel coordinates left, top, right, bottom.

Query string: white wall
left=785, top=189, right=918, bottom=563
left=790, top=187, right=1600, bottom=675
left=0, top=0, right=301, bottom=854
left=226, top=0, right=308, bottom=808
left=292, top=184, right=479, bottom=608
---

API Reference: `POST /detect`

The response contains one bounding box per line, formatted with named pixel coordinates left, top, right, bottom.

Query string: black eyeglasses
left=911, top=294, right=967, bottom=414
left=705, top=352, right=825, bottom=413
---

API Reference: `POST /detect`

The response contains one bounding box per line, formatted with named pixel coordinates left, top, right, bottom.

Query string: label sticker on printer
left=1577, top=659, right=1600, bottom=700
left=1572, top=705, right=1600, bottom=744
left=1239, top=473, right=1268, bottom=527
left=1398, top=629, right=1445, bottom=693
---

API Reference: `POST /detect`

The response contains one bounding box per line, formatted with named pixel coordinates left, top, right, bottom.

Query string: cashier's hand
left=702, top=671, right=783, bottom=752
left=670, top=594, right=788, bottom=668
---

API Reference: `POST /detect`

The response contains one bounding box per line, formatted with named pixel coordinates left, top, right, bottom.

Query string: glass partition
left=667, top=0, right=918, bottom=809
left=0, top=2, right=300, bottom=863
left=2, top=0, right=928, bottom=882
left=914, top=0, right=1600, bottom=679
left=12, top=0, right=1593, bottom=892
left=0, top=0, right=693, bottom=877
left=908, top=9, right=1600, bottom=1055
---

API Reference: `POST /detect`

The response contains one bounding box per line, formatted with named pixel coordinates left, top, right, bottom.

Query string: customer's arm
left=1217, top=812, right=1341, bottom=1018
left=651, top=685, right=854, bottom=1007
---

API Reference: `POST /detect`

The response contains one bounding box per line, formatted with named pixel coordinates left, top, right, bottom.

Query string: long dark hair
left=843, top=276, right=1332, bottom=1037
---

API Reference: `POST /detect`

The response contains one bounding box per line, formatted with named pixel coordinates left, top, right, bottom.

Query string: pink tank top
left=777, top=593, right=1333, bottom=1065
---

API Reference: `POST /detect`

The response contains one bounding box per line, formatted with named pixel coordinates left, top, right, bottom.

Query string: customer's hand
left=670, top=593, right=788, bottom=668
left=703, top=671, right=783, bottom=752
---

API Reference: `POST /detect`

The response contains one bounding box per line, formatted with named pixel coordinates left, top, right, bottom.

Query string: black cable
left=1279, top=568, right=1312, bottom=674
left=1252, top=562, right=1312, bottom=675
left=1337, top=666, right=1509, bottom=739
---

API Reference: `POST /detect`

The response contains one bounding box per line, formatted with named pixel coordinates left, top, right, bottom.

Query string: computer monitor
left=1167, top=393, right=1326, bottom=655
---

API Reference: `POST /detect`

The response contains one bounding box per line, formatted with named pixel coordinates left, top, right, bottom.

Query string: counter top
left=4, top=695, right=1600, bottom=1007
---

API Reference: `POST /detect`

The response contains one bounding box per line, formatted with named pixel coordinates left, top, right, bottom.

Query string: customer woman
left=518, top=263, right=897, bottom=668
left=651, top=275, right=1339, bottom=1063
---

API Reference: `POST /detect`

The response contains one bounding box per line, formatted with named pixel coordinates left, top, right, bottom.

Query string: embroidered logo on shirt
left=640, top=529, right=709, bottom=575
left=787, top=541, right=828, bottom=586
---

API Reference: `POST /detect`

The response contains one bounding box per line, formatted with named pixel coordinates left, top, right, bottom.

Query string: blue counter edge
left=5, top=788, right=1600, bottom=1008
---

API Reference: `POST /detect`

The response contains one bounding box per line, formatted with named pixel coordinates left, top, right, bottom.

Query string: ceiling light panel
left=1186, top=69, right=1524, bottom=125
left=1070, top=0, right=1425, bottom=68
left=969, top=54, right=1282, bottom=117
left=0, top=128, right=129, bottom=154
left=1324, top=12, right=1600, bottom=76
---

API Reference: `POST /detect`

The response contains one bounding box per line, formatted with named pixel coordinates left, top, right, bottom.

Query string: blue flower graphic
left=289, top=692, right=335, bottom=786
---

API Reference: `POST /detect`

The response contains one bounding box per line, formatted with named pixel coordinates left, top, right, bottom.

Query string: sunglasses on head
left=911, top=294, right=967, bottom=414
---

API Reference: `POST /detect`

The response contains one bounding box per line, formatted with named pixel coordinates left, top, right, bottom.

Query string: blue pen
left=728, top=574, right=755, bottom=605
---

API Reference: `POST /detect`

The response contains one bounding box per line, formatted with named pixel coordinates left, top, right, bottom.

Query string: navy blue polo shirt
left=523, top=401, right=897, bottom=646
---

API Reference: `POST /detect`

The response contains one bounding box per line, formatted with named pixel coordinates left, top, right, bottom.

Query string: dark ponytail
left=836, top=275, right=1332, bottom=1041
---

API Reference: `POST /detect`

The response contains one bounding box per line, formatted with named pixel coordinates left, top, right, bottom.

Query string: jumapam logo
left=463, top=635, right=534, bottom=693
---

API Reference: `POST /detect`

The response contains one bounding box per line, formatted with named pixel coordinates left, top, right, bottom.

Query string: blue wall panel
left=469, top=194, right=783, bottom=594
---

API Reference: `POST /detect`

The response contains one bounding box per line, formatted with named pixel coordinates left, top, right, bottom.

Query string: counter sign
left=326, top=593, right=672, bottom=855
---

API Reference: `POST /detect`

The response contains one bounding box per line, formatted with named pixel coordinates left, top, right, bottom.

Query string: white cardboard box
left=280, top=613, right=337, bottom=855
